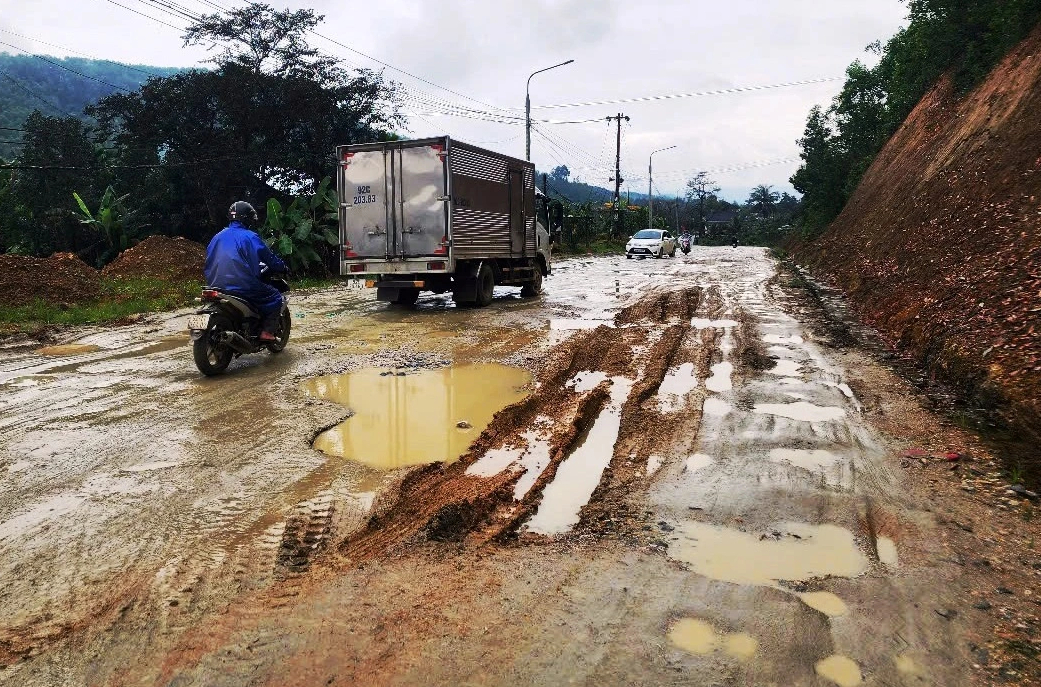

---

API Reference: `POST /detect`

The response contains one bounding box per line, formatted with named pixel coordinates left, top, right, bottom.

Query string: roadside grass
left=0, top=277, right=201, bottom=336
left=555, top=239, right=627, bottom=256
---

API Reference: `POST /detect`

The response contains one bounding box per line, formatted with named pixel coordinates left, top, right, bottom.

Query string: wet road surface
left=0, top=248, right=998, bottom=685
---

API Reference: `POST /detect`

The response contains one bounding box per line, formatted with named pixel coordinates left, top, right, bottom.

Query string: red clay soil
left=102, top=235, right=206, bottom=283
left=0, top=252, right=102, bottom=307
left=795, top=23, right=1041, bottom=452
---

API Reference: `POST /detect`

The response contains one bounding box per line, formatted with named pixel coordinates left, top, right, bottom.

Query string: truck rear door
left=395, top=144, right=447, bottom=258
left=340, top=149, right=391, bottom=259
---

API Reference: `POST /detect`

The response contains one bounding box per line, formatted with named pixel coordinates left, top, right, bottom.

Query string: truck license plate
left=187, top=314, right=210, bottom=330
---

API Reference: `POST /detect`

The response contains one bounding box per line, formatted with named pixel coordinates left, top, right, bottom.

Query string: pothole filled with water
left=304, top=363, right=531, bottom=470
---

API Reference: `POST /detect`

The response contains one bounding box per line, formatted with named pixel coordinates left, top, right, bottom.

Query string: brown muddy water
left=304, top=363, right=532, bottom=470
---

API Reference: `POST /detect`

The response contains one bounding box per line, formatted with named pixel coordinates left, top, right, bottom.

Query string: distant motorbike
left=731, top=237, right=739, bottom=248
left=678, top=234, right=693, bottom=255
left=187, top=268, right=291, bottom=376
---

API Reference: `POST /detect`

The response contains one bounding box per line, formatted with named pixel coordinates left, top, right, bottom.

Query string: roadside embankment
left=0, top=236, right=206, bottom=337
left=793, top=23, right=1041, bottom=464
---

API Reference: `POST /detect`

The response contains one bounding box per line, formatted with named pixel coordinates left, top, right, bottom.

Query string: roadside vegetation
left=791, top=0, right=1041, bottom=234
left=0, top=276, right=200, bottom=336
left=0, top=4, right=398, bottom=277
left=546, top=163, right=800, bottom=253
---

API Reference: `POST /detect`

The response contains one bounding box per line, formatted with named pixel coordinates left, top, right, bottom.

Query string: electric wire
left=0, top=40, right=134, bottom=92
left=528, top=76, right=843, bottom=110
left=100, top=0, right=187, bottom=31
left=0, top=29, right=166, bottom=79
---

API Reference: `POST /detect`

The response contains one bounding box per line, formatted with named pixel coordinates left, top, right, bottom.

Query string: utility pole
left=526, top=59, right=574, bottom=161
left=607, top=113, right=629, bottom=237
left=648, top=145, right=676, bottom=230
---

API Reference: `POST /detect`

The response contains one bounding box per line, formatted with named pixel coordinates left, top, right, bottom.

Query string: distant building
left=704, top=209, right=738, bottom=233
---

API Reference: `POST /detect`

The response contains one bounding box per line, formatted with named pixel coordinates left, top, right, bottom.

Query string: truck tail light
left=349, top=264, right=366, bottom=273
left=430, top=143, right=447, bottom=160
left=342, top=241, right=358, bottom=259
left=434, top=236, right=448, bottom=255
left=427, top=261, right=446, bottom=271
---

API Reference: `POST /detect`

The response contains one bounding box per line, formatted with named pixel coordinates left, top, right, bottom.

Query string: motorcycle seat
left=204, top=288, right=261, bottom=318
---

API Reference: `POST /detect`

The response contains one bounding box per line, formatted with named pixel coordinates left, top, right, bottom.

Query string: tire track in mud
left=326, top=286, right=710, bottom=559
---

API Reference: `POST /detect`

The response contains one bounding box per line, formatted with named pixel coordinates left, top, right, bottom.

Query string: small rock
left=456, top=421, right=472, bottom=429
left=688, top=506, right=703, bottom=511
left=973, top=601, right=993, bottom=611
left=1010, top=485, right=1039, bottom=500
left=997, top=587, right=1015, bottom=595
left=935, top=608, right=958, bottom=620
left=658, top=521, right=675, bottom=532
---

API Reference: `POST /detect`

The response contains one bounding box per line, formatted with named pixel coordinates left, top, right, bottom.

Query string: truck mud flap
left=452, top=261, right=482, bottom=303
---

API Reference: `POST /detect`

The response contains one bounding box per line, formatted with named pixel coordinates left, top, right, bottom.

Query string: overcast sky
left=0, top=0, right=909, bottom=201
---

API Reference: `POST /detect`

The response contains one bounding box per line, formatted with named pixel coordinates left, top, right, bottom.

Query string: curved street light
left=648, top=145, right=677, bottom=229
left=526, top=59, right=574, bottom=161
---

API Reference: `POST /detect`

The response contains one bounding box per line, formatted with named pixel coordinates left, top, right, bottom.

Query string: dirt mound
left=102, top=235, right=206, bottom=283
left=0, top=252, right=102, bottom=307
left=794, top=23, right=1041, bottom=450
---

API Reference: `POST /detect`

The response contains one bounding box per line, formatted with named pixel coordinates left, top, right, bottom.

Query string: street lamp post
left=526, top=59, right=574, bottom=161
left=648, top=145, right=677, bottom=229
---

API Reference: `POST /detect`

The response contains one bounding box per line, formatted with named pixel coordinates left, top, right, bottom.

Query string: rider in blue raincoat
left=204, top=201, right=288, bottom=341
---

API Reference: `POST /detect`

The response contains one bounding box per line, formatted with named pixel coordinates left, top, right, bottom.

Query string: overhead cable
left=528, top=77, right=842, bottom=110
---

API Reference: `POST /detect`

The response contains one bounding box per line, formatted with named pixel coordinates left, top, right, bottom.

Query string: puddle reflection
left=305, top=364, right=531, bottom=470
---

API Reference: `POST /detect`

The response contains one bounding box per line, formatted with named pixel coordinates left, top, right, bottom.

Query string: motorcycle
left=187, top=269, right=291, bottom=376
left=678, top=234, right=693, bottom=255
left=731, top=237, right=739, bottom=248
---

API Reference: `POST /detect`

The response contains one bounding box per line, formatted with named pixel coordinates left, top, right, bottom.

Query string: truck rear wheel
left=475, top=263, right=495, bottom=307
left=521, top=264, right=544, bottom=297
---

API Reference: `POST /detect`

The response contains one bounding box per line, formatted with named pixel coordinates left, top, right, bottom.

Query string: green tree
left=9, top=112, right=105, bottom=257
left=747, top=184, right=780, bottom=217
left=684, top=172, right=720, bottom=230
left=88, top=4, right=400, bottom=246
left=550, top=165, right=570, bottom=182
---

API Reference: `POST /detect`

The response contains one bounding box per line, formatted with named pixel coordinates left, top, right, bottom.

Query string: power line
left=0, top=40, right=134, bottom=92
left=0, top=154, right=239, bottom=171
left=100, top=0, right=187, bottom=31
left=0, top=29, right=165, bottom=79
left=0, top=70, right=69, bottom=114
left=528, top=77, right=843, bottom=110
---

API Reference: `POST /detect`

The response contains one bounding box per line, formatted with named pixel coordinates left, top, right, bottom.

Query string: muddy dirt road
left=1, top=248, right=1037, bottom=686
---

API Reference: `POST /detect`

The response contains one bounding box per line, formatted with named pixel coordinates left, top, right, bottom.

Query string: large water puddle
left=304, top=363, right=531, bottom=470
left=668, top=521, right=869, bottom=586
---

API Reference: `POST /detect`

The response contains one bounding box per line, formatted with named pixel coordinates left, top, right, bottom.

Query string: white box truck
left=337, top=136, right=553, bottom=306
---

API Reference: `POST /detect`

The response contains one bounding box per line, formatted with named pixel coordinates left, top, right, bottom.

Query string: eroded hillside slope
left=797, top=23, right=1041, bottom=457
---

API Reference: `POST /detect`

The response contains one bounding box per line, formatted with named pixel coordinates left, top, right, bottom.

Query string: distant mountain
left=536, top=173, right=616, bottom=205
left=0, top=53, right=182, bottom=158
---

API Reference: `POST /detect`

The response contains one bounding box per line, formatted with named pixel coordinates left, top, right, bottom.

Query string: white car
left=626, top=229, right=677, bottom=259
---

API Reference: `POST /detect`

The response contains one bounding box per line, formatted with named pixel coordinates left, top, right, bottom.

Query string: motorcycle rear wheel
left=193, top=316, right=234, bottom=375
left=267, top=309, right=292, bottom=353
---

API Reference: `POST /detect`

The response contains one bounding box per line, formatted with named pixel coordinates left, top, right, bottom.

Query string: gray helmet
left=228, top=201, right=258, bottom=227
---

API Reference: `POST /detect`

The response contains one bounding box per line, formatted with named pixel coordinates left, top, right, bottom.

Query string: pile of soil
left=102, top=235, right=206, bottom=283
left=794, top=24, right=1041, bottom=450
left=0, top=253, right=102, bottom=307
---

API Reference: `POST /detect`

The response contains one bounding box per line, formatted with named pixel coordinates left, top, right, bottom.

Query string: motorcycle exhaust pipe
left=220, top=331, right=256, bottom=354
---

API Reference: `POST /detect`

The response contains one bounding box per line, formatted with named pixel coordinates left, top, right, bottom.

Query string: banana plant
left=73, top=186, right=139, bottom=265
left=260, top=176, right=339, bottom=274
